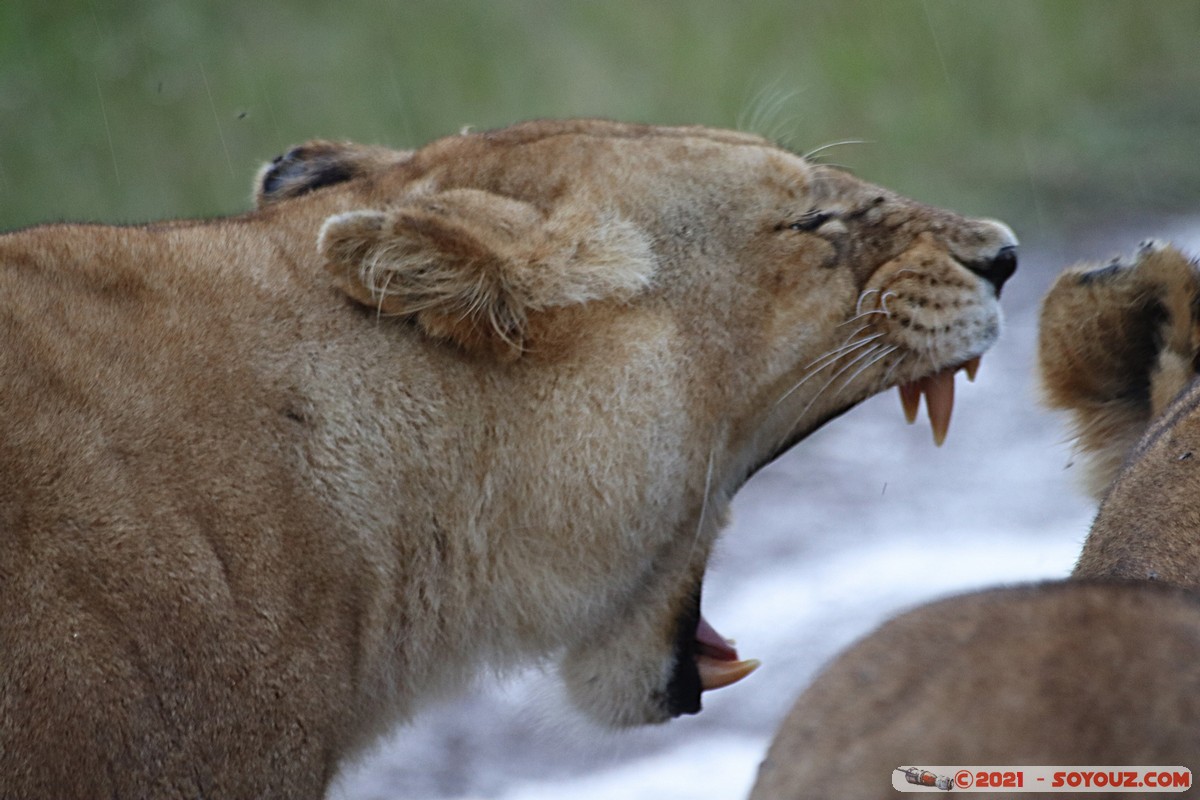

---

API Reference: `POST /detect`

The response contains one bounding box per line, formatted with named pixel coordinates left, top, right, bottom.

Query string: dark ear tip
left=257, top=143, right=356, bottom=205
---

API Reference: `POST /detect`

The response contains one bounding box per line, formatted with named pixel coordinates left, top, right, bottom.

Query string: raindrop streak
left=199, top=62, right=235, bottom=180
left=1019, top=134, right=1049, bottom=239
left=388, top=60, right=416, bottom=147
left=94, top=75, right=120, bottom=186
left=920, top=0, right=953, bottom=91
left=238, top=41, right=285, bottom=152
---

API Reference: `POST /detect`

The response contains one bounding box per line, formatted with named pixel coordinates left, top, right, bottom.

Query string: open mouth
left=685, top=355, right=983, bottom=710
left=694, top=615, right=760, bottom=691
left=667, top=594, right=761, bottom=716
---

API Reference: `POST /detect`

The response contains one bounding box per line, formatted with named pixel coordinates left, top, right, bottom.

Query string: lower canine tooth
left=696, top=656, right=761, bottom=691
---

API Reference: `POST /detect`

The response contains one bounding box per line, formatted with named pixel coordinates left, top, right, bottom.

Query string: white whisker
left=738, top=81, right=802, bottom=145
left=774, top=335, right=881, bottom=408
left=855, top=288, right=880, bottom=316
left=883, top=352, right=908, bottom=386
left=804, top=331, right=883, bottom=370
left=839, top=308, right=890, bottom=327
left=880, top=291, right=898, bottom=317
left=788, top=343, right=885, bottom=428
left=804, top=139, right=869, bottom=162
left=835, top=317, right=873, bottom=337
left=837, top=345, right=899, bottom=394
left=822, top=343, right=886, bottom=389
left=688, top=446, right=717, bottom=563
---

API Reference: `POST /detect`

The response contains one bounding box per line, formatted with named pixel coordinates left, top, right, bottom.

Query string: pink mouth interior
left=695, top=615, right=738, bottom=661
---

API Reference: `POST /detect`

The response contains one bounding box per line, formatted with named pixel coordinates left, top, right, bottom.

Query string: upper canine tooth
left=898, top=382, right=921, bottom=424
left=924, top=369, right=956, bottom=447
left=963, top=356, right=981, bottom=382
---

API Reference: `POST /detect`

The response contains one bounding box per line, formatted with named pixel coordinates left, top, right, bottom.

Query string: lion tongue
left=897, top=358, right=980, bottom=446
left=694, top=616, right=760, bottom=691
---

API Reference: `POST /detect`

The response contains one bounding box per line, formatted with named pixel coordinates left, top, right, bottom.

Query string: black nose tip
left=969, top=245, right=1017, bottom=295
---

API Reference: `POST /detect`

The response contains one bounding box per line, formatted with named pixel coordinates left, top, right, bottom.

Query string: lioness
left=749, top=244, right=1200, bottom=800
left=0, top=119, right=1016, bottom=797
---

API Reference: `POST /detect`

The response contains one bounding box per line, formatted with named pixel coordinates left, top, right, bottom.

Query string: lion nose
left=970, top=245, right=1017, bottom=295
left=964, top=221, right=1018, bottom=296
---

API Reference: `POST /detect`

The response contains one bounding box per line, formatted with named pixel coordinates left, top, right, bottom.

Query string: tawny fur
left=750, top=582, right=1200, bottom=800
left=1038, top=242, right=1200, bottom=499
left=0, top=120, right=1016, bottom=798
left=1041, top=244, right=1200, bottom=585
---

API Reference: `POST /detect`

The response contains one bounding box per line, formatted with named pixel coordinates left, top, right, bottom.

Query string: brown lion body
left=0, top=120, right=1016, bottom=797
left=749, top=581, right=1200, bottom=800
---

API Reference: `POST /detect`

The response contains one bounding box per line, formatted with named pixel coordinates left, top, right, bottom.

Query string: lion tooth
left=924, top=369, right=955, bottom=447
left=963, top=356, right=981, bottom=382
left=696, top=656, right=761, bottom=691
left=898, top=382, right=921, bottom=424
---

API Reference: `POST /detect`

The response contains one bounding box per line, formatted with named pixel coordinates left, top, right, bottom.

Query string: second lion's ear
left=318, top=189, right=657, bottom=360
left=1133, top=243, right=1200, bottom=415
left=1038, top=242, right=1200, bottom=498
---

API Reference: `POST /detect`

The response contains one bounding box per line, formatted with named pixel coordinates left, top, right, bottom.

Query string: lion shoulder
left=750, top=581, right=1200, bottom=800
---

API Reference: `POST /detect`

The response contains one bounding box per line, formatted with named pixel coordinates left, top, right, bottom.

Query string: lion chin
left=0, top=118, right=1015, bottom=797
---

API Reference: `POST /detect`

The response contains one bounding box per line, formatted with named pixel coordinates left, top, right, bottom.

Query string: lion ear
left=256, top=140, right=412, bottom=206
left=1040, top=242, right=1200, bottom=498
left=318, top=189, right=657, bottom=359
left=1135, top=243, right=1200, bottom=413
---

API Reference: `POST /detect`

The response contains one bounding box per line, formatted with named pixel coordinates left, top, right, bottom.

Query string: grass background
left=2, top=0, right=1198, bottom=242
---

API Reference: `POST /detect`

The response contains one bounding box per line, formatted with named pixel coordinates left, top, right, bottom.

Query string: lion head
left=1, top=119, right=1017, bottom=796
left=252, top=120, right=1017, bottom=726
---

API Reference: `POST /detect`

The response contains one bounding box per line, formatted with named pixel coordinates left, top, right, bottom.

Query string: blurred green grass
left=2, top=0, right=1198, bottom=243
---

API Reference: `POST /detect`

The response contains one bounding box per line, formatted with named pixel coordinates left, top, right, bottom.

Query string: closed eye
left=778, top=210, right=833, bottom=232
